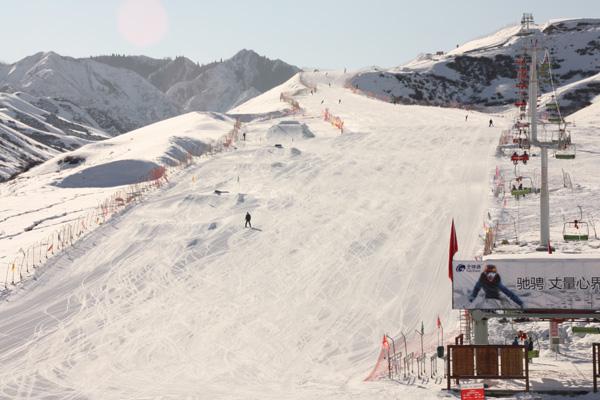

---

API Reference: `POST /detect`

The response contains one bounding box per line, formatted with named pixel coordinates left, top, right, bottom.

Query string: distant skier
left=465, top=114, right=468, bottom=122
left=338, top=99, right=341, bottom=104
left=321, top=99, right=324, bottom=104
left=245, top=212, right=252, bottom=228
left=489, top=118, right=494, bottom=127
left=469, top=264, right=524, bottom=308
left=243, top=132, right=246, bottom=141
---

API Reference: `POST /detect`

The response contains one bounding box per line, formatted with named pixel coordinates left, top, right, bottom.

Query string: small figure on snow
left=338, top=99, right=341, bottom=104
left=489, top=118, right=494, bottom=127
left=243, top=132, right=246, bottom=141
left=465, top=114, right=468, bottom=122
left=245, top=212, right=252, bottom=228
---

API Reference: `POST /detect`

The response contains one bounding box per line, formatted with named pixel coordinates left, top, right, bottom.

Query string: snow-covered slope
left=568, top=91, right=600, bottom=124
left=0, top=92, right=108, bottom=181
left=0, top=70, right=500, bottom=398
left=1, top=66, right=600, bottom=398
left=0, top=52, right=180, bottom=134
left=352, top=18, right=600, bottom=113
left=166, top=49, right=300, bottom=112
left=0, top=111, right=233, bottom=257
left=228, top=73, right=308, bottom=115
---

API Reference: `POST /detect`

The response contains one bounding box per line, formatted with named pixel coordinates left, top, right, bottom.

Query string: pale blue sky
left=2, top=1, right=600, bottom=68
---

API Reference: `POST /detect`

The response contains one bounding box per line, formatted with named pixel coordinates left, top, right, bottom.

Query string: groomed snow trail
left=0, top=72, right=499, bottom=399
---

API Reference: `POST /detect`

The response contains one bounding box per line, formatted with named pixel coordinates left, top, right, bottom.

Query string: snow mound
left=266, top=120, right=315, bottom=140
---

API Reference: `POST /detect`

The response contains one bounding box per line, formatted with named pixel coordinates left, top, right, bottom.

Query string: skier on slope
left=468, top=264, right=524, bottom=308
left=489, top=118, right=494, bottom=127
left=245, top=212, right=252, bottom=228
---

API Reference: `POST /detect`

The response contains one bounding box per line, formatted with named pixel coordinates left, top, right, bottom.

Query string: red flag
left=448, top=219, right=458, bottom=281
left=437, top=316, right=442, bottom=329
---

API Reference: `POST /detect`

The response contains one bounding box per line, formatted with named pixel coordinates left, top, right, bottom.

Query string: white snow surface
left=0, top=112, right=232, bottom=262
left=0, top=70, right=599, bottom=399
left=228, top=74, right=306, bottom=115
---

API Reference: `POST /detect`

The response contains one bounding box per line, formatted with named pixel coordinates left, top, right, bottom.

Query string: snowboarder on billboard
left=468, top=264, right=524, bottom=307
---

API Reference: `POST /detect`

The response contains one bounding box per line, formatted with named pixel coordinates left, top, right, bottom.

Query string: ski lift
left=548, top=115, right=563, bottom=124
left=563, top=207, right=589, bottom=241
left=514, top=121, right=529, bottom=129
left=510, top=176, right=533, bottom=197
left=555, top=143, right=576, bottom=160
left=510, top=150, right=529, bottom=165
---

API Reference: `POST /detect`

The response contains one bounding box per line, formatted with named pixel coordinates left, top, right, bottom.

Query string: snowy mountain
left=91, top=50, right=300, bottom=113
left=147, top=56, right=205, bottom=92
left=0, top=52, right=180, bottom=134
left=165, top=49, right=301, bottom=112
left=89, top=54, right=169, bottom=79
left=351, top=18, right=600, bottom=114
left=0, top=92, right=108, bottom=181
left=90, top=54, right=207, bottom=91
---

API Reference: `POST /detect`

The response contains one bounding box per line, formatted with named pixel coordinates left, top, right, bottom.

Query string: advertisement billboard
left=452, top=257, right=600, bottom=310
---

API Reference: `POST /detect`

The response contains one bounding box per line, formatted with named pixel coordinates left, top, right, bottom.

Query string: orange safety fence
left=279, top=92, right=303, bottom=113
left=323, top=108, right=344, bottom=133
left=365, top=324, right=450, bottom=381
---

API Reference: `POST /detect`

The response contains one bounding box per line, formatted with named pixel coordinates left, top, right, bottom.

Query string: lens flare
left=117, top=0, right=168, bottom=47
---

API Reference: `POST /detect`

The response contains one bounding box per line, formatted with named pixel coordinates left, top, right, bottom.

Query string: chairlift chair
left=555, top=143, right=576, bottom=160
left=548, top=116, right=563, bottom=124
left=510, top=176, right=533, bottom=197
left=563, top=220, right=589, bottom=241
left=510, top=151, right=529, bottom=165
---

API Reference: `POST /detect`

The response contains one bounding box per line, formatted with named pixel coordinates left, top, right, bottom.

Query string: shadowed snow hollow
left=267, top=120, right=315, bottom=140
